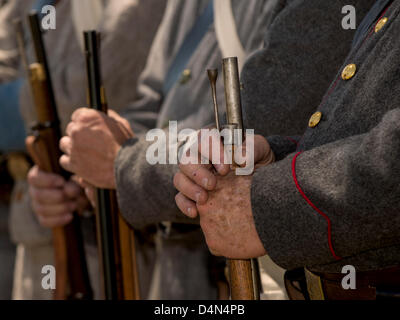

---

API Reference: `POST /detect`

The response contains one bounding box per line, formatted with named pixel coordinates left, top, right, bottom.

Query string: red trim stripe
left=292, top=152, right=342, bottom=261
left=285, top=137, right=299, bottom=146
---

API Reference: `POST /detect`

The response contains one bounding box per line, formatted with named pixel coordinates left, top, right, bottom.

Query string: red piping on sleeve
left=292, top=152, right=342, bottom=261
left=285, top=137, right=299, bottom=146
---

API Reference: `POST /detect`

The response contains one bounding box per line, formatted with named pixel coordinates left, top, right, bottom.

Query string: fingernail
left=187, top=207, right=197, bottom=218
left=202, top=178, right=209, bottom=189
left=195, top=192, right=202, bottom=203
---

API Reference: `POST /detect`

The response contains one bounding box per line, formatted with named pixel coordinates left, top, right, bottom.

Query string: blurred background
left=0, top=154, right=16, bottom=299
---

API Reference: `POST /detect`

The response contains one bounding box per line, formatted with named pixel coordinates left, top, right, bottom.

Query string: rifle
left=207, top=57, right=261, bottom=300
left=84, top=30, right=140, bottom=300
left=15, top=13, right=92, bottom=300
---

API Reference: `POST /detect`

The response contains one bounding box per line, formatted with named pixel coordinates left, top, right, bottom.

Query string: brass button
left=375, top=17, right=388, bottom=33
left=179, top=69, right=191, bottom=85
left=309, top=112, right=322, bottom=128
left=341, top=64, right=357, bottom=80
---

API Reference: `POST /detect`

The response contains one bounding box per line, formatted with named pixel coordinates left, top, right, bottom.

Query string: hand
left=28, top=166, right=89, bottom=228
left=74, top=176, right=96, bottom=208
left=174, top=134, right=274, bottom=217
left=59, top=108, right=134, bottom=189
left=195, top=172, right=266, bottom=259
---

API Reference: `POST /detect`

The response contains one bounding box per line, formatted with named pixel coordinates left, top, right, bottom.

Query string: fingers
left=71, top=108, right=98, bottom=122
left=234, top=135, right=274, bottom=167
left=64, top=180, right=83, bottom=199
left=84, top=186, right=96, bottom=208
left=59, top=136, right=72, bottom=155
left=59, top=136, right=74, bottom=173
left=32, top=200, right=76, bottom=220
left=175, top=192, right=198, bottom=219
left=176, top=130, right=231, bottom=199
left=29, top=186, right=65, bottom=205
left=28, top=166, right=81, bottom=228
left=108, top=110, right=135, bottom=137
left=59, top=154, right=73, bottom=173
left=173, top=171, right=209, bottom=205
left=178, top=163, right=217, bottom=192
left=198, top=130, right=230, bottom=175
left=27, top=166, right=65, bottom=189
left=70, top=176, right=95, bottom=208
left=37, top=213, right=74, bottom=228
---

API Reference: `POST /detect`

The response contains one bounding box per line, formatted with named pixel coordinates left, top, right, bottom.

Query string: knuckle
left=59, top=136, right=70, bottom=149
left=60, top=155, right=72, bottom=171
left=69, top=124, right=81, bottom=139
left=27, top=167, right=37, bottom=184
left=53, top=191, right=64, bottom=203
left=121, top=119, right=130, bottom=128
left=29, top=187, right=39, bottom=201
left=33, top=203, right=45, bottom=216
left=78, top=110, right=97, bottom=123
left=173, top=172, right=183, bottom=189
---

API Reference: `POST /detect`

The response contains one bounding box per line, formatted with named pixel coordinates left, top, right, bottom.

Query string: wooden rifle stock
left=208, top=58, right=261, bottom=300
left=84, top=30, right=140, bottom=300
left=17, top=13, right=92, bottom=300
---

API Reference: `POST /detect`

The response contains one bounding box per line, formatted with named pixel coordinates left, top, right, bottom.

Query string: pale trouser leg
left=258, top=255, right=288, bottom=300
left=84, top=243, right=101, bottom=300
left=12, top=243, right=54, bottom=300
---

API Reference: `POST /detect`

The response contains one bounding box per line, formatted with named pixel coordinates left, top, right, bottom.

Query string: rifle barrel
left=26, top=12, right=92, bottom=300
left=222, top=57, right=260, bottom=300
left=28, top=12, right=58, bottom=124
left=84, top=30, right=122, bottom=300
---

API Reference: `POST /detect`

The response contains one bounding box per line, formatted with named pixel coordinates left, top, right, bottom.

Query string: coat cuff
left=114, top=136, right=194, bottom=229
left=251, top=152, right=339, bottom=270
left=266, top=135, right=300, bottom=161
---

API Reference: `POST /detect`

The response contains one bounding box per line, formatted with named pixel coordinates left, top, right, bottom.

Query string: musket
left=84, top=30, right=140, bottom=300
left=207, top=57, right=261, bottom=300
left=16, top=13, right=92, bottom=300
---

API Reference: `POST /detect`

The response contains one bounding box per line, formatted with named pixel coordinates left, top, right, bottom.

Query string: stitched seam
left=292, top=152, right=342, bottom=261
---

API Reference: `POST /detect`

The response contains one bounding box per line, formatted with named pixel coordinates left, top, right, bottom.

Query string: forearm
left=115, top=137, right=196, bottom=229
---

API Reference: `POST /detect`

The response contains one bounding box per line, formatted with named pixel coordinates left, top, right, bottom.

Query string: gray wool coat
left=115, top=0, right=282, bottom=231
left=249, top=0, right=400, bottom=273
left=114, top=0, right=375, bottom=299
left=116, top=0, right=376, bottom=228
left=5, top=0, right=165, bottom=245
left=2, top=0, right=165, bottom=299
left=115, top=0, right=282, bottom=299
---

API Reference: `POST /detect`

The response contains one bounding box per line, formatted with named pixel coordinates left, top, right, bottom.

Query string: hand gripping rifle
left=84, top=30, right=140, bottom=300
left=15, top=13, right=92, bottom=300
left=207, top=57, right=261, bottom=300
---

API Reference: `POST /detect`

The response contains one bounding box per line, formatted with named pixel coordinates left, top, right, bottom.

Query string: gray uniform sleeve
left=114, top=0, right=209, bottom=228
left=267, top=135, right=299, bottom=161
left=252, top=108, right=400, bottom=270
left=120, top=0, right=208, bottom=133
left=115, top=137, right=196, bottom=229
